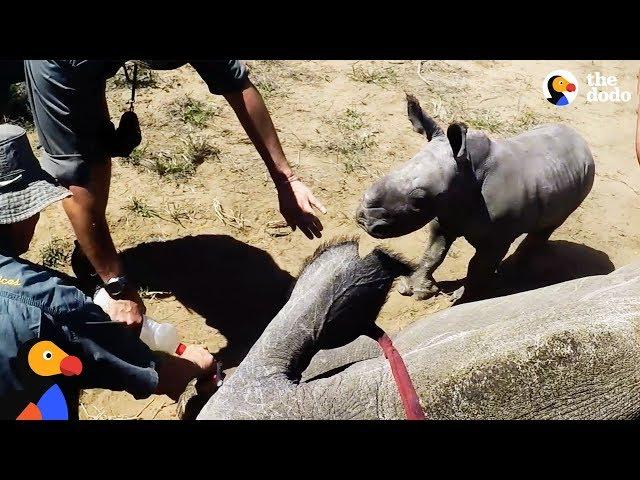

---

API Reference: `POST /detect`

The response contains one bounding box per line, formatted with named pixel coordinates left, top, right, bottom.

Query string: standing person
left=24, top=60, right=326, bottom=328
left=0, top=124, right=215, bottom=419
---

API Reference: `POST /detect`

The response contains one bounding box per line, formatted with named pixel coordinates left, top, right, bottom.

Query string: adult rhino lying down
left=356, top=95, right=595, bottom=303
left=197, top=240, right=640, bottom=420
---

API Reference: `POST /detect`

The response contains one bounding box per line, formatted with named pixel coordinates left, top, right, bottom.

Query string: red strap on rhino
left=377, top=332, right=425, bottom=420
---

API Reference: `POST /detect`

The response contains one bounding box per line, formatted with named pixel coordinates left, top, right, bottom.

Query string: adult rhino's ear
left=406, top=93, right=443, bottom=141
left=447, top=122, right=469, bottom=164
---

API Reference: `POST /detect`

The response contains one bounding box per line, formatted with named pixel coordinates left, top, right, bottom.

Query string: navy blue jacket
left=0, top=252, right=159, bottom=400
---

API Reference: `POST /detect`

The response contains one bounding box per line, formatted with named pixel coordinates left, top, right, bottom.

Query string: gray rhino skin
left=197, top=240, right=640, bottom=420
left=356, top=95, right=595, bottom=303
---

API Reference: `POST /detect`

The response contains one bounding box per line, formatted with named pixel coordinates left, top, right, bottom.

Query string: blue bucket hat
left=0, top=124, right=70, bottom=224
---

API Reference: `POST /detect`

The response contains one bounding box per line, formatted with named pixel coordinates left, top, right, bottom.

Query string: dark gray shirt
left=24, top=59, right=249, bottom=185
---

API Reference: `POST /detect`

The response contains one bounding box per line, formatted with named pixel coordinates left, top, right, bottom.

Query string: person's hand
left=100, top=288, right=146, bottom=328
left=156, top=345, right=216, bottom=402
left=179, top=345, right=216, bottom=375
left=277, top=177, right=327, bottom=239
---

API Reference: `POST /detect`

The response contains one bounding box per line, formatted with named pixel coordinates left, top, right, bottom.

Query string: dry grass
left=246, top=60, right=296, bottom=99
left=212, top=199, right=248, bottom=230
left=323, top=108, right=378, bottom=173
left=149, top=151, right=197, bottom=179
left=512, top=108, right=541, bottom=132
left=164, top=202, right=193, bottom=227
left=510, top=107, right=562, bottom=134
left=348, top=64, right=398, bottom=87
left=40, top=237, right=72, bottom=269
left=123, top=144, right=148, bottom=167
left=169, top=94, right=220, bottom=128
left=121, top=135, right=217, bottom=181
left=180, top=134, right=220, bottom=166
left=465, top=109, right=505, bottom=133
left=126, top=197, right=161, bottom=219
left=138, top=287, right=172, bottom=300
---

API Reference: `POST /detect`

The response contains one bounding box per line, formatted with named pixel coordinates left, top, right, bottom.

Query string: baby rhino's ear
left=447, top=122, right=469, bottom=165
left=406, top=93, right=443, bottom=141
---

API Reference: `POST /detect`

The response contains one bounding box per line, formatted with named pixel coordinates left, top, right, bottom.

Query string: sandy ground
left=23, top=60, right=640, bottom=419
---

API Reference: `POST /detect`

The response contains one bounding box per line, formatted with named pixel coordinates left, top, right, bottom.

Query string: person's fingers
left=309, top=193, right=327, bottom=214
left=299, top=197, right=315, bottom=216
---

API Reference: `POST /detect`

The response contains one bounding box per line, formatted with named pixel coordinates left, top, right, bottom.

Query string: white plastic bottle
left=93, top=287, right=186, bottom=355
left=139, top=316, right=186, bottom=355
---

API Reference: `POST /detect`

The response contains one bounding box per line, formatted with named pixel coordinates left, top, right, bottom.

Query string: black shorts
left=24, top=60, right=118, bottom=186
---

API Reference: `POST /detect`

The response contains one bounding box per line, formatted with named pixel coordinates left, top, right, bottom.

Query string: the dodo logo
left=0, top=339, right=83, bottom=420
left=542, top=70, right=578, bottom=107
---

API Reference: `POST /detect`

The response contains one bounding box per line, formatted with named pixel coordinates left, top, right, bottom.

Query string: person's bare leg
left=63, top=159, right=122, bottom=281
left=62, top=159, right=145, bottom=325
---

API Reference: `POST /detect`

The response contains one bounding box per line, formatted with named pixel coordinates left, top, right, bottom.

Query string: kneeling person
left=0, top=124, right=213, bottom=418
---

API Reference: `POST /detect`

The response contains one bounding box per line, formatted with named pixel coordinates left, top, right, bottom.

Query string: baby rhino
left=356, top=94, right=595, bottom=303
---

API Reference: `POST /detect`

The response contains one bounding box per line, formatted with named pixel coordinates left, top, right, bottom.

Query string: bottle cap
left=175, top=343, right=187, bottom=356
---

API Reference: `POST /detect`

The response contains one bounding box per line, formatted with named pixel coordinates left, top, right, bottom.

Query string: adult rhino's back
left=300, top=262, right=640, bottom=419
left=388, top=261, right=640, bottom=419
left=482, top=123, right=595, bottom=230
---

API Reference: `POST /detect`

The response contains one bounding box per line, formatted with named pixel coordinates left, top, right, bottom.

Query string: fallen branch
left=417, top=60, right=432, bottom=87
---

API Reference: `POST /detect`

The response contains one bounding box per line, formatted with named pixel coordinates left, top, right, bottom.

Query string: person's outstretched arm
left=223, top=80, right=327, bottom=239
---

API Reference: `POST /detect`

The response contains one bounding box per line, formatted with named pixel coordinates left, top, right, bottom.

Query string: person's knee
left=63, top=161, right=112, bottom=215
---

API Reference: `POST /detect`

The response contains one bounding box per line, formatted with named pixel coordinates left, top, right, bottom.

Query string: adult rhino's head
left=356, top=94, right=470, bottom=239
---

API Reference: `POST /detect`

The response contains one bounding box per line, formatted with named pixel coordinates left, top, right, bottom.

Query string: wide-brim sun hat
left=0, top=124, right=71, bottom=224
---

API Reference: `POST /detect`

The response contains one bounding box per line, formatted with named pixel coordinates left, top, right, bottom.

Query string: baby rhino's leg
left=515, top=225, right=558, bottom=255
left=452, top=241, right=512, bottom=304
left=398, top=220, right=454, bottom=300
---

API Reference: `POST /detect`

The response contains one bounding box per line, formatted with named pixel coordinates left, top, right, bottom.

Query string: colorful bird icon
left=1, top=339, right=83, bottom=421
left=547, top=75, right=577, bottom=106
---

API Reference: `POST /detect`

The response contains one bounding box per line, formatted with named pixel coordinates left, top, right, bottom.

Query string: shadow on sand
left=438, top=240, right=615, bottom=301
left=119, top=236, right=614, bottom=366
left=121, top=235, right=295, bottom=368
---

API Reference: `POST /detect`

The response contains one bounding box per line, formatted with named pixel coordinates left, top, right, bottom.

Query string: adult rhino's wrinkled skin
left=356, top=94, right=595, bottom=303
left=198, top=240, right=640, bottom=420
